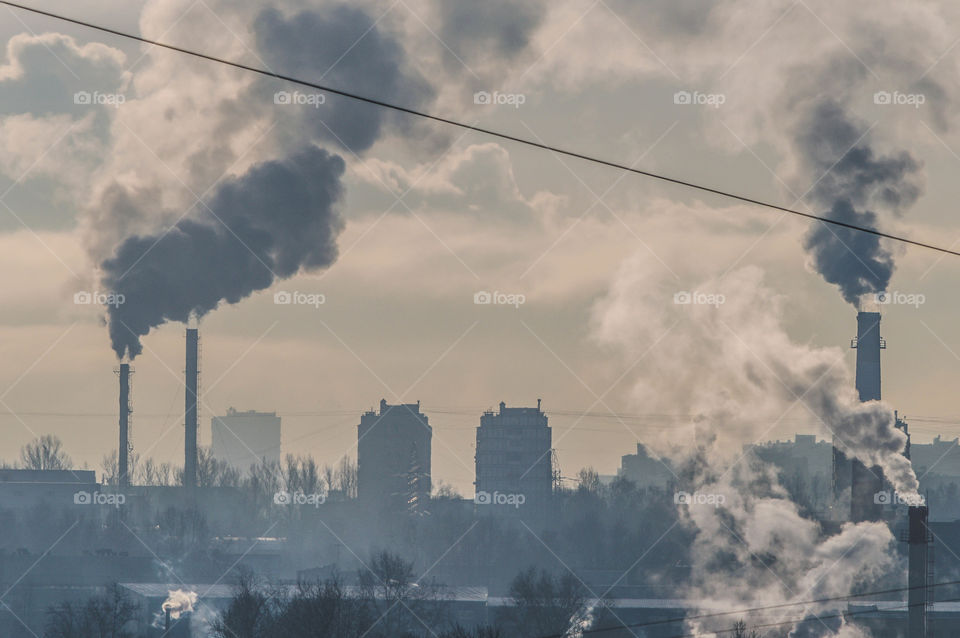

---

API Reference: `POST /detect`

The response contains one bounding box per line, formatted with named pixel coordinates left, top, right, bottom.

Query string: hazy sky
left=1, top=0, right=960, bottom=495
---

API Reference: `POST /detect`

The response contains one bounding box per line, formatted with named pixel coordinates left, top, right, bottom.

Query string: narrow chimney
left=907, top=505, right=930, bottom=638
left=118, top=363, right=131, bottom=488
left=854, top=311, right=882, bottom=402
left=184, top=328, right=199, bottom=488
left=850, top=311, right=886, bottom=523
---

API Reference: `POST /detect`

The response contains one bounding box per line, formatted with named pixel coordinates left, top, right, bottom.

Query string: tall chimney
left=184, top=328, right=199, bottom=488
left=907, top=505, right=930, bottom=638
left=850, top=311, right=886, bottom=523
left=118, top=363, right=131, bottom=488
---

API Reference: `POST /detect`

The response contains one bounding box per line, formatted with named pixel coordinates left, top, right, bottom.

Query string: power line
left=662, top=596, right=960, bottom=638
left=3, top=1, right=960, bottom=259
left=535, top=578, right=960, bottom=638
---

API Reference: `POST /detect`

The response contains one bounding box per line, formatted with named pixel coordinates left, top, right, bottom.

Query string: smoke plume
left=592, top=253, right=917, bottom=635
left=796, top=100, right=922, bottom=305
left=101, top=145, right=345, bottom=359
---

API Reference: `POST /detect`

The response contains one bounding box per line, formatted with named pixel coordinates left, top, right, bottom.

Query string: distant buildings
left=474, top=401, right=552, bottom=515
left=357, top=399, right=432, bottom=512
left=911, top=435, right=960, bottom=479
left=211, top=408, right=281, bottom=473
left=619, top=443, right=674, bottom=490
left=0, top=469, right=98, bottom=510
left=751, top=434, right=833, bottom=480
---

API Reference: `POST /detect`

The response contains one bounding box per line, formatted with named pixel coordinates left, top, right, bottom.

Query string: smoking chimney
left=184, top=328, right=199, bottom=489
left=849, top=310, right=886, bottom=522
left=907, top=505, right=930, bottom=638
left=118, top=363, right=132, bottom=488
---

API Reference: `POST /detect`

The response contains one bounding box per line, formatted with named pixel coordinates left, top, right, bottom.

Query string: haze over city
left=0, top=0, right=960, bottom=636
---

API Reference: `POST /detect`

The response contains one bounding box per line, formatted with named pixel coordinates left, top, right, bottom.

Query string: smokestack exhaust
left=850, top=310, right=886, bottom=523
left=118, top=363, right=131, bottom=488
left=184, top=328, right=199, bottom=489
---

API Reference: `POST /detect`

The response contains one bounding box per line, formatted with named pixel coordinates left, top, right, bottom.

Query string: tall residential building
left=211, top=408, right=281, bottom=473
left=357, top=399, right=432, bottom=512
left=474, top=401, right=552, bottom=515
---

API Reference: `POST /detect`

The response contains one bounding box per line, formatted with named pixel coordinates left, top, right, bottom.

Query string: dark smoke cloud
left=101, top=146, right=345, bottom=359
left=253, top=4, right=433, bottom=154
left=803, top=202, right=895, bottom=306
left=436, top=0, right=545, bottom=65
left=796, top=100, right=922, bottom=305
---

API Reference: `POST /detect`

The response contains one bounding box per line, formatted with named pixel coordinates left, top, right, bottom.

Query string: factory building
left=619, top=443, right=674, bottom=490
left=211, top=408, right=282, bottom=473
left=357, top=399, right=432, bottom=512
left=474, top=401, right=552, bottom=516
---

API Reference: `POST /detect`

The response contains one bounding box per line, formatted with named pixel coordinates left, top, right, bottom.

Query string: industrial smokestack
left=184, top=328, right=199, bottom=489
left=850, top=310, right=886, bottom=523
left=907, top=505, right=930, bottom=638
left=118, top=363, right=131, bottom=488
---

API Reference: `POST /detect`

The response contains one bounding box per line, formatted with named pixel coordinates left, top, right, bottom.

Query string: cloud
left=354, top=142, right=564, bottom=223
left=435, top=0, right=545, bottom=68
left=0, top=32, right=127, bottom=117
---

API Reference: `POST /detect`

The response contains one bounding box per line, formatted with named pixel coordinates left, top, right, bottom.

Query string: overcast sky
left=1, top=0, right=960, bottom=495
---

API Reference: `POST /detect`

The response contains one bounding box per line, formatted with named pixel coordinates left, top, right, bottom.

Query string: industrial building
left=211, top=408, right=282, bottom=473
left=357, top=399, right=432, bottom=512
left=0, top=469, right=99, bottom=510
left=619, top=443, right=674, bottom=490
left=474, top=400, right=552, bottom=516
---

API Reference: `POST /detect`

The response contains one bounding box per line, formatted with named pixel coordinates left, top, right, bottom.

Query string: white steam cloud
left=592, top=253, right=915, bottom=635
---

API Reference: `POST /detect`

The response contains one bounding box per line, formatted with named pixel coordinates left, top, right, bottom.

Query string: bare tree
left=358, top=550, right=447, bottom=636
left=46, top=583, right=138, bottom=638
left=20, top=434, right=71, bottom=470
left=210, top=569, right=272, bottom=638
left=732, top=619, right=761, bottom=638
left=501, top=567, right=588, bottom=638
left=197, top=446, right=241, bottom=487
